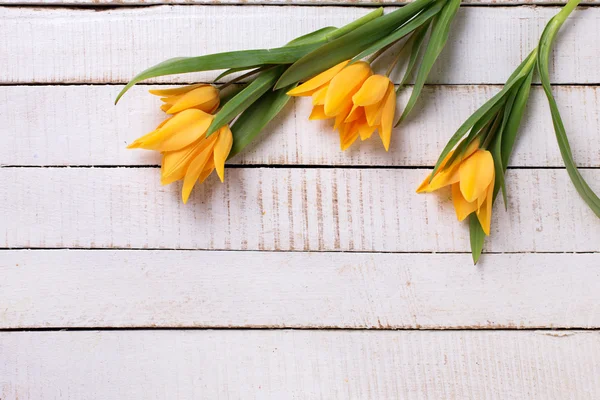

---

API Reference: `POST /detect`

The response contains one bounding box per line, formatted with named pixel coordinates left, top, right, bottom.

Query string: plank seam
left=1, top=165, right=598, bottom=170
left=1, top=3, right=598, bottom=10
left=0, top=327, right=598, bottom=332
left=0, top=248, right=597, bottom=254
left=1, top=83, right=599, bottom=87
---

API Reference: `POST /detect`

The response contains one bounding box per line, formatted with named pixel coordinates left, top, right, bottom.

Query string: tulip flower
left=150, top=84, right=220, bottom=114
left=417, top=139, right=495, bottom=235
left=288, top=61, right=395, bottom=150
left=128, top=85, right=233, bottom=203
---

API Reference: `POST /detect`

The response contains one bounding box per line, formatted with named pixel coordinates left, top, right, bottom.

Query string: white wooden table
left=1, top=0, right=599, bottom=398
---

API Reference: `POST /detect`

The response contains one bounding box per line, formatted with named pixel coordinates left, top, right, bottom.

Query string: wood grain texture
left=2, top=250, right=599, bottom=329
left=3, top=85, right=600, bottom=167
left=1, top=168, right=599, bottom=252
left=0, top=6, right=597, bottom=84
left=1, top=330, right=599, bottom=399
left=2, top=0, right=598, bottom=5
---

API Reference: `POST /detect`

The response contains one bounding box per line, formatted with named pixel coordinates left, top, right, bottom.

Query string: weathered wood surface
left=3, top=85, right=600, bottom=167
left=2, top=0, right=598, bottom=5
left=1, top=168, right=599, bottom=252
left=1, top=330, right=599, bottom=399
left=0, top=6, right=597, bottom=84
left=1, top=250, right=599, bottom=329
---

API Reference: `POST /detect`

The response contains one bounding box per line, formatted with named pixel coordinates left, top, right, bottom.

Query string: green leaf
left=215, top=66, right=263, bottom=82
left=537, top=0, right=600, bottom=217
left=430, top=51, right=537, bottom=178
left=397, top=20, right=432, bottom=93
left=116, top=9, right=383, bottom=104
left=207, top=66, right=284, bottom=137
left=115, top=43, right=321, bottom=104
left=500, top=68, right=533, bottom=171
left=491, top=67, right=535, bottom=207
left=325, top=8, right=384, bottom=42
left=353, top=1, right=443, bottom=62
left=287, top=27, right=338, bottom=46
left=228, top=84, right=295, bottom=160
left=469, top=214, right=485, bottom=265
left=275, top=0, right=436, bottom=89
left=397, top=0, right=460, bottom=125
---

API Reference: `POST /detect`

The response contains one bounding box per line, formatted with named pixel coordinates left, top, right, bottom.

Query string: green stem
left=555, top=0, right=580, bottom=23
left=326, top=7, right=384, bottom=41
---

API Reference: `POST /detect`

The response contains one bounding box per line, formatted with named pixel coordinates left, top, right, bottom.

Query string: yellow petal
left=149, top=84, right=207, bottom=97
left=287, top=60, right=350, bottom=97
left=312, top=85, right=328, bottom=106
left=352, top=75, right=391, bottom=106
left=459, top=150, right=495, bottom=203
left=181, top=144, right=215, bottom=204
left=143, top=110, right=213, bottom=152
left=364, top=99, right=385, bottom=126
left=199, top=159, right=215, bottom=183
left=324, top=61, right=372, bottom=117
left=166, top=86, right=220, bottom=114
left=476, top=179, right=495, bottom=235
left=462, top=138, right=481, bottom=160
left=213, top=125, right=233, bottom=182
left=344, top=105, right=364, bottom=123
left=452, top=183, right=478, bottom=221
left=309, top=105, right=329, bottom=120
left=339, top=122, right=359, bottom=151
left=415, top=138, right=481, bottom=193
left=358, top=121, right=376, bottom=140
left=378, top=83, right=396, bottom=151
left=161, top=135, right=218, bottom=185
left=333, top=103, right=353, bottom=131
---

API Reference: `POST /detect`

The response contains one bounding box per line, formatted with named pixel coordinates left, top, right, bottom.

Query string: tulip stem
left=219, top=65, right=276, bottom=91
left=385, top=32, right=415, bottom=77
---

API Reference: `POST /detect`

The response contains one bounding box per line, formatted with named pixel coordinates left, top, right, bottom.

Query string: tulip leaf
left=353, top=1, right=443, bottom=63
left=397, top=20, right=432, bottom=93
left=397, top=0, right=460, bottom=125
left=287, top=27, right=339, bottom=46
left=215, top=66, right=263, bottom=82
left=207, top=66, right=284, bottom=137
left=500, top=68, right=533, bottom=171
left=537, top=0, right=600, bottom=217
left=115, top=44, right=320, bottom=104
left=275, top=0, right=436, bottom=89
left=228, top=84, right=296, bottom=160
left=116, top=9, right=384, bottom=104
left=431, top=51, right=537, bottom=179
left=469, top=214, right=485, bottom=265
left=491, top=67, right=534, bottom=207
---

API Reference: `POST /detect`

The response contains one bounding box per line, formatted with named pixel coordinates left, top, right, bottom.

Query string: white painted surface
left=1, top=330, right=600, bottom=399
left=2, top=0, right=596, bottom=5
left=2, top=85, right=600, bottom=167
left=2, top=168, right=599, bottom=251
left=1, top=250, right=599, bottom=329
left=2, top=1, right=599, bottom=398
left=0, top=7, right=598, bottom=84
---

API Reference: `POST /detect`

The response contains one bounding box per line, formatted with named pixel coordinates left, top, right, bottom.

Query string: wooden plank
left=1, top=330, right=599, bottom=399
left=2, top=0, right=598, bottom=5
left=1, top=168, right=598, bottom=252
left=0, top=6, right=597, bottom=84
left=1, top=250, right=599, bottom=329
left=3, top=85, right=600, bottom=168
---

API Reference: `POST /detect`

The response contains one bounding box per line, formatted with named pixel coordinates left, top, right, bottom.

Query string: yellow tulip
left=348, top=74, right=396, bottom=151
left=128, top=84, right=233, bottom=204
left=149, top=83, right=220, bottom=114
left=288, top=62, right=397, bottom=151
left=417, top=140, right=495, bottom=235
left=289, top=60, right=397, bottom=151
